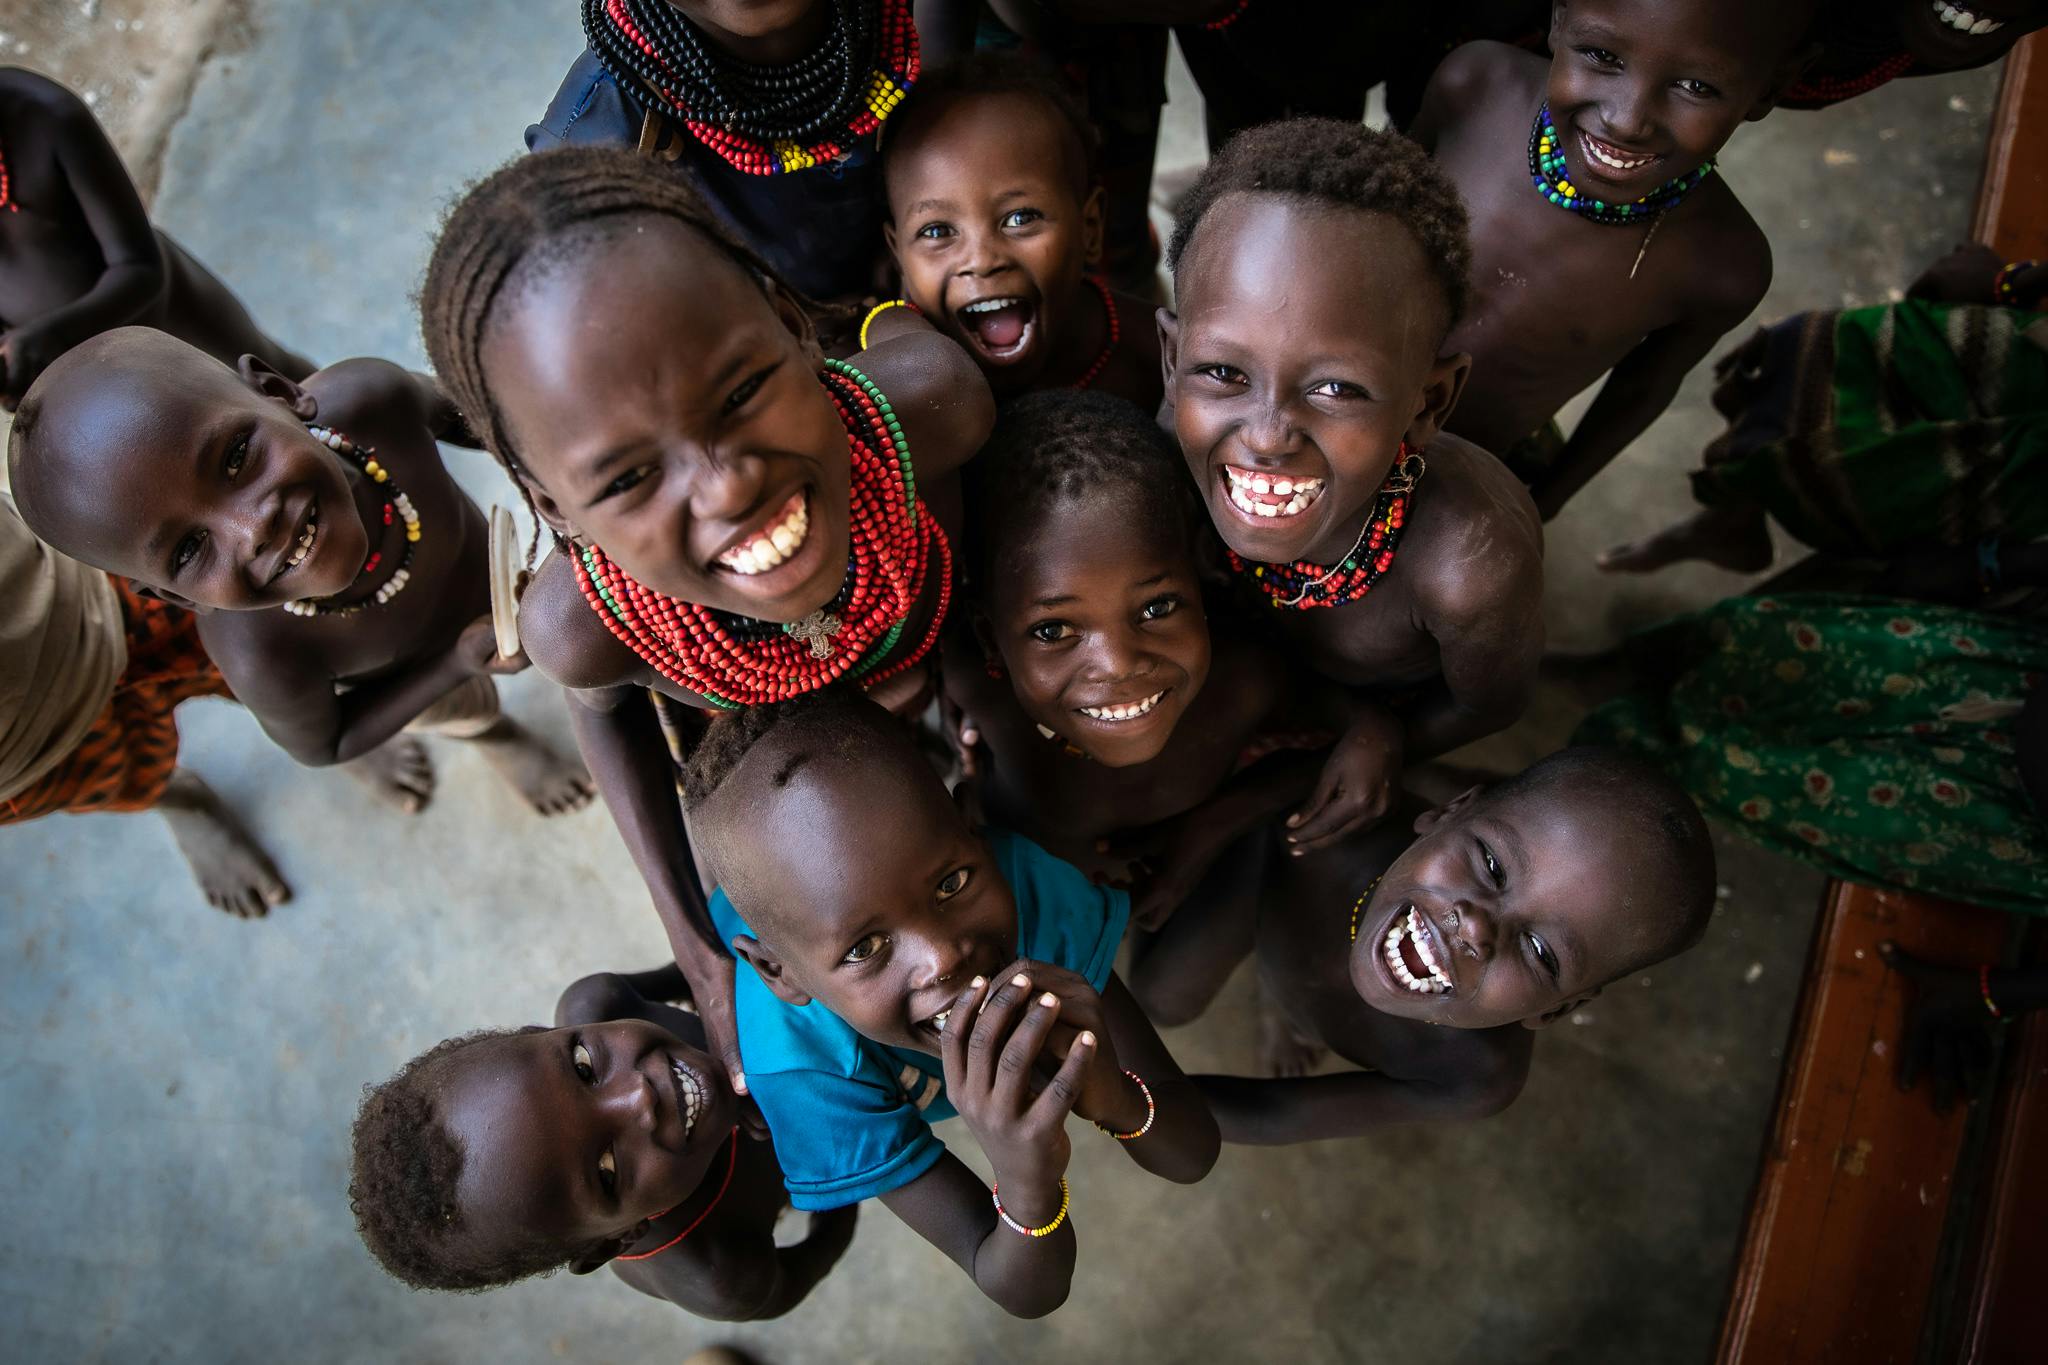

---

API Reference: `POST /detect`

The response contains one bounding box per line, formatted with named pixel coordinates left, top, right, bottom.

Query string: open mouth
left=1223, top=465, right=1326, bottom=520
left=1382, top=906, right=1453, bottom=995
left=956, top=295, right=1037, bottom=363
left=916, top=1005, right=953, bottom=1043
left=269, top=498, right=319, bottom=586
left=1578, top=129, right=1660, bottom=176
left=1933, top=1, right=2005, bottom=34
left=713, top=490, right=809, bottom=577
left=1076, top=689, right=1167, bottom=723
left=667, top=1053, right=706, bottom=1140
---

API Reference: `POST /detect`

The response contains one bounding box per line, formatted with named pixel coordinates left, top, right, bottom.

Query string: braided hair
left=419, top=145, right=795, bottom=554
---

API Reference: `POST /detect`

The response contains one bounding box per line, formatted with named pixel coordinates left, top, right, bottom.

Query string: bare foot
left=156, top=768, right=291, bottom=918
left=466, top=718, right=596, bottom=816
left=342, top=737, right=437, bottom=814
left=1597, top=502, right=1774, bottom=575
left=1256, top=985, right=1326, bottom=1078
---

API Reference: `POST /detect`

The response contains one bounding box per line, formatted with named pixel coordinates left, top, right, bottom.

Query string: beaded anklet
left=1527, top=103, right=1714, bottom=226
left=614, top=1132, right=740, bottom=1260
left=992, top=1178, right=1071, bottom=1237
left=1228, top=445, right=1423, bottom=611
left=282, top=425, right=422, bottom=618
left=1095, top=1070, right=1155, bottom=1141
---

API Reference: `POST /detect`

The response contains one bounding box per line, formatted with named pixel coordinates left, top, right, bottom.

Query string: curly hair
left=679, top=684, right=902, bottom=813
left=1166, top=118, right=1472, bottom=331
left=347, top=1025, right=567, bottom=1293
left=880, top=51, right=1100, bottom=198
left=966, top=389, right=1196, bottom=589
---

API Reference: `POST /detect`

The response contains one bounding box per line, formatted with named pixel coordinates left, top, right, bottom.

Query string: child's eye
left=1675, top=78, right=1720, bottom=99
left=225, top=437, right=250, bottom=477
left=1526, top=932, right=1559, bottom=980
left=724, top=365, right=776, bottom=413
left=844, top=933, right=889, bottom=964
left=1030, top=620, right=1076, bottom=643
left=1478, top=839, right=1504, bottom=888
left=1580, top=46, right=1621, bottom=67
left=1139, top=595, right=1181, bottom=622
left=937, top=866, right=973, bottom=900
left=171, top=530, right=205, bottom=575
left=999, top=208, right=1043, bottom=230
left=1308, top=380, right=1366, bottom=400
left=572, top=1041, right=596, bottom=1082
left=915, top=221, right=953, bottom=240
left=597, top=467, right=651, bottom=502
left=1194, top=363, right=1246, bottom=387
left=597, top=1148, right=617, bottom=1195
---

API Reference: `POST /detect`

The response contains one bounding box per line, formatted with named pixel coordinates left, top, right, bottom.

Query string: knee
left=554, top=972, right=636, bottom=1027
left=1128, top=970, right=1206, bottom=1029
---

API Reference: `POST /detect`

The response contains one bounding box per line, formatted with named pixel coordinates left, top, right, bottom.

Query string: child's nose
left=605, top=1066, right=658, bottom=1132
left=1600, top=88, right=1657, bottom=145
left=956, top=226, right=1014, bottom=276
left=684, top=449, right=769, bottom=523
left=1237, top=397, right=1300, bottom=460
left=1448, top=899, right=1497, bottom=957
left=1080, top=629, right=1147, bottom=682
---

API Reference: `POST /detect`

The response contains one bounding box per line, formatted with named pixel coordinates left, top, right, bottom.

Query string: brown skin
left=1161, top=193, right=1545, bottom=845
left=485, top=214, right=994, bottom=1109
left=1411, top=0, right=1810, bottom=520
left=434, top=977, right=855, bottom=1319
left=1157, top=780, right=1694, bottom=1143
left=695, top=705, right=1217, bottom=1317
left=10, top=330, right=591, bottom=814
left=0, top=68, right=310, bottom=408
left=883, top=88, right=1162, bottom=411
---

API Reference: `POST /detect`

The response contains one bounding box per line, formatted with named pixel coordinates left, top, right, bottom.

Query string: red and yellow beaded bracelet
left=1094, top=1069, right=1155, bottom=1141
left=992, top=1178, right=1071, bottom=1237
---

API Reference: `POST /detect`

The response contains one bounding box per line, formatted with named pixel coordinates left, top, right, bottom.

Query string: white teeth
left=716, top=494, right=808, bottom=575
left=1934, top=1, right=2001, bottom=32
left=1078, top=690, right=1165, bottom=722
left=1585, top=136, right=1653, bottom=170
left=962, top=297, right=1023, bottom=314
left=1381, top=909, right=1452, bottom=994
left=931, top=1009, right=951, bottom=1034
left=1223, top=467, right=1324, bottom=520
left=283, top=506, right=318, bottom=571
left=670, top=1057, right=703, bottom=1135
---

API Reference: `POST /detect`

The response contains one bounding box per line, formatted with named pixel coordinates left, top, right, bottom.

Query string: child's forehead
left=891, top=88, right=1087, bottom=195
left=1182, top=194, right=1425, bottom=299
left=1556, top=0, right=1800, bottom=71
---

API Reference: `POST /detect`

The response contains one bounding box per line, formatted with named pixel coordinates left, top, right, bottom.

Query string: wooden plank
left=1716, top=881, right=2009, bottom=1365
left=1972, top=31, right=2048, bottom=260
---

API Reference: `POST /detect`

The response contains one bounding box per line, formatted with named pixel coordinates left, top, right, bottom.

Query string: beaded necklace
left=1526, top=103, right=1714, bottom=226
left=614, top=1131, right=740, bottom=1262
left=1071, top=277, right=1120, bottom=391
left=585, top=0, right=918, bottom=177
left=0, top=133, right=16, bottom=212
left=1348, top=874, right=1386, bottom=943
left=573, top=358, right=950, bottom=709
left=1784, top=52, right=1915, bottom=107
left=282, top=426, right=422, bottom=618
left=1228, top=445, right=1423, bottom=611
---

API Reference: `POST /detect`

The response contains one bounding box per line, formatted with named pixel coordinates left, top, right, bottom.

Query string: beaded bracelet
left=1094, top=1069, right=1155, bottom=1141
left=992, top=1178, right=1071, bottom=1238
left=1203, top=0, right=1248, bottom=30
left=859, top=297, right=917, bottom=351
left=1981, top=964, right=2006, bottom=1021
left=1993, top=260, right=2040, bottom=306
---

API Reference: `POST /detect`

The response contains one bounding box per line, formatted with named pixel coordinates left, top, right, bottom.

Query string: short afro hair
left=966, top=389, right=1197, bottom=590
left=881, top=52, right=1100, bottom=198
left=1167, top=118, right=1472, bottom=331
left=680, top=684, right=897, bottom=814
left=347, top=1025, right=567, bottom=1293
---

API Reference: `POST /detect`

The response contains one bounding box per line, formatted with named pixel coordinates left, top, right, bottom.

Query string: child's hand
left=1008, top=961, right=1149, bottom=1130
left=940, top=970, right=1094, bottom=1194
left=457, top=614, right=531, bottom=676
left=1286, top=710, right=1403, bottom=854
left=1878, top=941, right=1998, bottom=1113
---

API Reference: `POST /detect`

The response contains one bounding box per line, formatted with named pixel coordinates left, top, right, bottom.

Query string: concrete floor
left=0, top=4, right=2002, bottom=1361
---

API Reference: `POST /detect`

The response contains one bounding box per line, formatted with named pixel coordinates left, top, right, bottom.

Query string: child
left=683, top=688, right=1219, bottom=1318
left=943, top=389, right=1348, bottom=924
left=879, top=55, right=1161, bottom=412
left=1410, top=0, right=1819, bottom=519
left=419, top=146, right=993, bottom=1103
left=529, top=0, right=921, bottom=303
left=349, top=966, right=857, bottom=1315
left=1160, top=120, right=1545, bottom=855
left=0, top=68, right=311, bottom=408
left=1, top=494, right=288, bottom=918
left=7, top=328, right=594, bottom=818
left=1135, top=747, right=1716, bottom=1137
left=1782, top=0, right=2046, bottom=109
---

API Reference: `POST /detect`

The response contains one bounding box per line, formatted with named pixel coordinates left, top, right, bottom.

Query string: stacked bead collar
left=1527, top=102, right=1714, bottom=225
left=1228, top=446, right=1424, bottom=611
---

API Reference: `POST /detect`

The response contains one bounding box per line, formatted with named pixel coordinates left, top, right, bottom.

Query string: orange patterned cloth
left=1, top=577, right=232, bottom=824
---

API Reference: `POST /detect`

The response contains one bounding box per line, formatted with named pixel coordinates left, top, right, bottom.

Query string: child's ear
left=1748, top=41, right=1824, bottom=121
left=521, top=477, right=578, bottom=544
left=1412, top=784, right=1482, bottom=835
left=1403, top=350, right=1473, bottom=450
left=768, top=284, right=825, bottom=368
left=1524, top=985, right=1601, bottom=1030
left=882, top=214, right=900, bottom=259
left=236, top=354, right=317, bottom=420
left=1080, top=184, right=1107, bottom=268
left=1156, top=308, right=1180, bottom=397
left=732, top=935, right=811, bottom=1007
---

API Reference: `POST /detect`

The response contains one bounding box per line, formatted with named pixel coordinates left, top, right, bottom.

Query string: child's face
left=1546, top=0, right=1800, bottom=189
left=1891, top=0, right=2044, bottom=69
left=15, top=337, right=371, bottom=611
left=885, top=92, right=1104, bottom=394
left=1163, top=194, right=1463, bottom=569
left=1347, top=782, right=1675, bottom=1030
left=484, top=219, right=851, bottom=623
left=982, top=496, right=1209, bottom=767
left=442, top=1020, right=740, bottom=1263
left=718, top=749, right=1020, bottom=1056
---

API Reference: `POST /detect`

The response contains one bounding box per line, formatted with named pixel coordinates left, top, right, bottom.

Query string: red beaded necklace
left=1228, top=445, right=1424, bottom=611
left=1071, top=276, right=1119, bottom=391
left=573, top=358, right=950, bottom=708
left=614, top=1131, right=740, bottom=1262
left=0, top=134, right=18, bottom=213
left=1784, top=52, right=1915, bottom=107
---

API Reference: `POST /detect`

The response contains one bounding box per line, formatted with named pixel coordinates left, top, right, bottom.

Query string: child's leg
left=1126, top=828, right=1264, bottom=1027
left=410, top=676, right=594, bottom=816
left=151, top=231, right=316, bottom=381
left=1254, top=975, right=1327, bottom=1077
left=339, top=738, right=438, bottom=814
left=156, top=767, right=291, bottom=918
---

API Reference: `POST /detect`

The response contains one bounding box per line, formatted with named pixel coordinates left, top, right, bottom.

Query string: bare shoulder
left=1417, top=42, right=1544, bottom=137
left=1406, top=434, right=1543, bottom=623
left=519, top=547, right=647, bottom=691
left=1671, top=183, right=1772, bottom=316
left=195, top=607, right=331, bottom=700
left=305, top=357, right=434, bottom=438
left=0, top=67, right=87, bottom=120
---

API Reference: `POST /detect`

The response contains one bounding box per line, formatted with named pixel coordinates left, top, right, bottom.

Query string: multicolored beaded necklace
left=573, top=358, right=950, bottom=709
left=1348, top=874, right=1386, bottom=944
left=1071, top=276, right=1120, bottom=392
left=585, top=0, right=918, bottom=177
left=282, top=426, right=422, bottom=618
left=1526, top=103, right=1714, bottom=226
left=1228, top=445, right=1423, bottom=611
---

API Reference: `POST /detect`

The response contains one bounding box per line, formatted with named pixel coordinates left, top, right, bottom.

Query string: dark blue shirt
left=527, top=50, right=887, bottom=302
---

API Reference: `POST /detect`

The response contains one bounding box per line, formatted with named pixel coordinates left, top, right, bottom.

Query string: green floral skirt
left=1575, top=593, right=2047, bottom=913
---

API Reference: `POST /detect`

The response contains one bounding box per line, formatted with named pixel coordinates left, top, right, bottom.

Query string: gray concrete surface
left=0, top=4, right=2001, bottom=1361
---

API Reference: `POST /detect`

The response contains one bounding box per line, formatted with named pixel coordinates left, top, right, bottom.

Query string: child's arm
left=1131, top=750, right=1323, bottom=930
left=1196, top=1033, right=1532, bottom=1143
left=881, top=971, right=1096, bottom=1318
left=852, top=324, right=996, bottom=481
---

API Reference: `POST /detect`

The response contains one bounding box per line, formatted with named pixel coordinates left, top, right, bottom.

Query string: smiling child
left=879, top=55, right=1161, bottom=412
left=1783, top=0, right=2045, bottom=108
left=1410, top=0, right=1820, bottom=519
left=8, top=329, right=593, bottom=818
left=1150, top=747, right=1717, bottom=1137
left=1162, top=120, right=1545, bottom=853
left=350, top=968, right=856, bottom=1316
left=683, top=687, right=1218, bottom=1317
